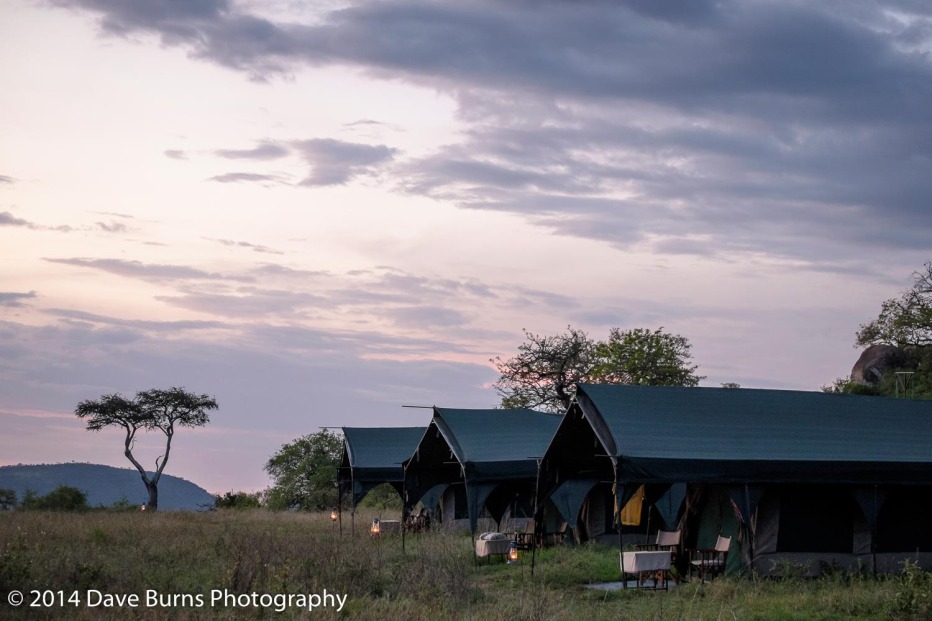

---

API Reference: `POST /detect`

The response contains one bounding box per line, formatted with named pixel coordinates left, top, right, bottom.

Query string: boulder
left=851, top=344, right=906, bottom=385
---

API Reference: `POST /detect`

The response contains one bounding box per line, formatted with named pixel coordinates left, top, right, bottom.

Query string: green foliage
left=0, top=488, right=15, bottom=510
left=493, top=325, right=704, bottom=412
left=19, top=485, right=89, bottom=511
left=888, top=559, right=932, bottom=619
left=858, top=261, right=932, bottom=347
left=214, top=490, right=262, bottom=510
left=264, top=430, right=343, bottom=511
left=358, top=482, right=402, bottom=510
left=593, top=327, right=704, bottom=387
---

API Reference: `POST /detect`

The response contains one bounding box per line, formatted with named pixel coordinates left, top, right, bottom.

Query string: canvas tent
left=539, top=383, right=932, bottom=574
left=338, top=427, right=425, bottom=530
left=405, top=407, right=562, bottom=535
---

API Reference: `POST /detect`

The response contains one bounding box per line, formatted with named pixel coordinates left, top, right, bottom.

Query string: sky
left=2, top=0, right=931, bottom=495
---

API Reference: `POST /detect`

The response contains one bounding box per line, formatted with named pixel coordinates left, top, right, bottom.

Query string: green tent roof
left=574, top=383, right=932, bottom=484
left=405, top=407, right=562, bottom=534
left=339, top=426, right=424, bottom=487
left=430, top=407, right=562, bottom=478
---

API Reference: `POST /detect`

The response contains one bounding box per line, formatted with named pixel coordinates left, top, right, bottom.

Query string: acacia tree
left=264, top=430, right=343, bottom=511
left=857, top=261, right=932, bottom=347
left=75, top=387, right=218, bottom=510
left=491, top=326, right=598, bottom=413
left=493, top=326, right=703, bottom=412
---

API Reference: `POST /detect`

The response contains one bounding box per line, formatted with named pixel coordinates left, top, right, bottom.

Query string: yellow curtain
left=619, top=485, right=645, bottom=526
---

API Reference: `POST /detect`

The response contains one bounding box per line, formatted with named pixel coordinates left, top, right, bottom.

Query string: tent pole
left=872, top=485, right=878, bottom=576
left=531, top=458, right=541, bottom=576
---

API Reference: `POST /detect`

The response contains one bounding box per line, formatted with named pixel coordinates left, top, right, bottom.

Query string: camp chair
left=636, top=530, right=682, bottom=565
left=688, top=535, right=731, bottom=583
left=544, top=522, right=568, bottom=547
left=636, top=529, right=681, bottom=550
left=513, top=519, right=535, bottom=551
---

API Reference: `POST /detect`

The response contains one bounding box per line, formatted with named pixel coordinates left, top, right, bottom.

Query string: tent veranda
left=538, top=383, right=932, bottom=574
left=338, top=427, right=425, bottom=531
left=405, top=407, right=562, bottom=536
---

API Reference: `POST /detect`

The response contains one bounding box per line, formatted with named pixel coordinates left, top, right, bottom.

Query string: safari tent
left=404, top=407, right=562, bottom=535
left=337, top=427, right=425, bottom=528
left=538, top=383, right=932, bottom=574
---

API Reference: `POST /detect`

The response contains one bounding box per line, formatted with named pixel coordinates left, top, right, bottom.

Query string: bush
left=20, top=486, right=89, bottom=512
left=214, top=490, right=262, bottom=510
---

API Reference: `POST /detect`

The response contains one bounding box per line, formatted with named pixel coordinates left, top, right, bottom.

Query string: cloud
left=0, top=291, right=38, bottom=307
left=203, top=237, right=284, bottom=255
left=0, top=211, right=32, bottom=227
left=43, top=258, right=254, bottom=283
left=295, top=139, right=397, bottom=186
left=42, top=0, right=932, bottom=264
left=164, top=149, right=188, bottom=160
left=214, top=141, right=289, bottom=160
left=155, top=288, right=324, bottom=318
left=0, top=175, right=15, bottom=184
left=96, top=221, right=128, bottom=233
left=207, top=172, right=285, bottom=185
left=0, top=211, right=73, bottom=232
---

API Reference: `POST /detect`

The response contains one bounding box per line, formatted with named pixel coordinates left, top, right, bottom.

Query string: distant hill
left=0, top=463, right=215, bottom=510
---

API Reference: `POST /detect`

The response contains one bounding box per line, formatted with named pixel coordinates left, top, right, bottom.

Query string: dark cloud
left=295, top=139, right=397, bottom=186
left=43, top=258, right=254, bottom=283
left=48, top=0, right=932, bottom=263
left=214, top=141, right=289, bottom=160
left=0, top=291, right=38, bottom=307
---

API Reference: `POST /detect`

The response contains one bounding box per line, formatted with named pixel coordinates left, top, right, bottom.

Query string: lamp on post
left=370, top=518, right=381, bottom=536
left=330, top=508, right=338, bottom=522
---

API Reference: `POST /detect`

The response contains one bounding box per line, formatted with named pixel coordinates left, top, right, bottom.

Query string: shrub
left=20, top=486, right=89, bottom=512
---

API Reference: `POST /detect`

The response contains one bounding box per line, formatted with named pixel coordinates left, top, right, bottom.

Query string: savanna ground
left=1, top=509, right=930, bottom=620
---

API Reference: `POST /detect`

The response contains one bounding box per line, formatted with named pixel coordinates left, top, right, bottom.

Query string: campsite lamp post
left=508, top=541, right=519, bottom=564
left=370, top=517, right=381, bottom=536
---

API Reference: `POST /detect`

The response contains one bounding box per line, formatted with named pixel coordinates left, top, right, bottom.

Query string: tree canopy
left=75, top=387, right=218, bottom=510
left=264, top=430, right=343, bottom=511
left=491, top=326, right=597, bottom=413
left=493, top=326, right=704, bottom=412
left=857, top=261, right=932, bottom=347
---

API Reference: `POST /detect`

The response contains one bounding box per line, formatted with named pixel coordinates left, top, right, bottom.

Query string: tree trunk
left=145, top=478, right=158, bottom=511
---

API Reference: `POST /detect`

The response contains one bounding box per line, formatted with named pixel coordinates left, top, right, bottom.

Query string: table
left=620, top=550, right=672, bottom=590
left=475, top=537, right=511, bottom=559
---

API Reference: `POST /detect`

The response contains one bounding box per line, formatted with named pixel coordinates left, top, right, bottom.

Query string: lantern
left=370, top=518, right=381, bottom=536
left=507, top=540, right=518, bottom=564
left=330, top=508, right=338, bottom=522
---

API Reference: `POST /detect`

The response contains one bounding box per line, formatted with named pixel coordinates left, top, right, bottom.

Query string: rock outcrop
left=851, top=344, right=906, bottom=385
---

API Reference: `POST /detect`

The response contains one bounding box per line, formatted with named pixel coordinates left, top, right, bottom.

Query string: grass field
left=1, top=509, right=930, bottom=620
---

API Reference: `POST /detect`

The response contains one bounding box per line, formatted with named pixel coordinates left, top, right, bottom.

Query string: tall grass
left=0, top=509, right=927, bottom=619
